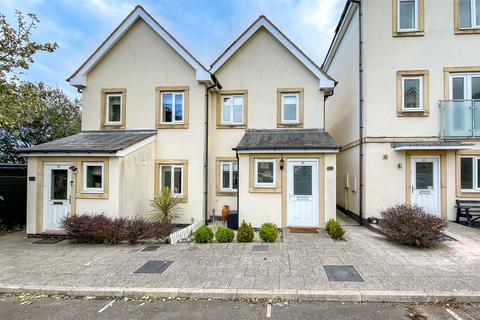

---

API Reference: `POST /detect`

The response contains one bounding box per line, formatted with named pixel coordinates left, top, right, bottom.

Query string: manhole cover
left=252, top=245, right=269, bottom=252
left=134, top=261, right=172, bottom=274
left=141, top=245, right=160, bottom=252
left=33, top=238, right=64, bottom=244
left=323, top=265, right=364, bottom=282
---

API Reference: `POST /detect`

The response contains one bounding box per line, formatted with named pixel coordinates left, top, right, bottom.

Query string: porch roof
left=21, top=130, right=157, bottom=154
left=391, top=141, right=475, bottom=151
left=234, top=129, right=340, bottom=152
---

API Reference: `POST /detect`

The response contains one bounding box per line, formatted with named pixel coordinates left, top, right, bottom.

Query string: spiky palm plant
left=150, top=187, right=183, bottom=223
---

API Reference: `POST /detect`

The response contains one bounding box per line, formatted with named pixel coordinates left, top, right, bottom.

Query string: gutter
left=204, top=75, right=222, bottom=225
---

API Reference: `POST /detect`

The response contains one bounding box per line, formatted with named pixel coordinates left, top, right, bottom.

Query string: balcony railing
left=440, top=100, right=480, bottom=137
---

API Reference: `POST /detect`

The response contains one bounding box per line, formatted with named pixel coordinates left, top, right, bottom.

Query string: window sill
left=277, top=123, right=303, bottom=128
left=101, top=124, right=125, bottom=129
left=217, top=190, right=237, bottom=196
left=392, top=31, right=424, bottom=37
left=156, top=123, right=189, bottom=129
left=457, top=190, right=480, bottom=198
left=455, top=28, right=480, bottom=35
left=249, top=186, right=281, bottom=193
left=216, top=124, right=247, bottom=129
left=76, top=192, right=109, bottom=199
left=397, top=110, right=429, bottom=117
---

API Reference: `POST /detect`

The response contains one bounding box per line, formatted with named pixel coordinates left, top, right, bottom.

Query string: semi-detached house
left=22, top=6, right=339, bottom=235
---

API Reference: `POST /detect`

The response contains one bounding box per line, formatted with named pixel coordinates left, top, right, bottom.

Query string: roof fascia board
left=210, top=17, right=335, bottom=89
left=20, top=152, right=115, bottom=157
left=235, top=149, right=339, bottom=154
left=323, top=1, right=358, bottom=71
left=68, top=6, right=210, bottom=87
left=392, top=145, right=475, bottom=151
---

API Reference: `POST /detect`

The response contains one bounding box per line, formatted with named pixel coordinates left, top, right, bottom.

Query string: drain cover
left=134, top=261, right=172, bottom=274
left=252, top=245, right=269, bottom=252
left=33, top=238, right=64, bottom=244
left=323, top=265, right=364, bottom=282
left=141, top=245, right=160, bottom=252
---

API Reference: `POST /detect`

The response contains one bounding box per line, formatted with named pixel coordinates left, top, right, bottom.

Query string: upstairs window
left=402, top=76, right=423, bottom=111
left=396, top=70, right=429, bottom=117
left=220, top=161, right=238, bottom=192
left=222, top=95, right=244, bottom=125
left=398, top=0, right=418, bottom=31
left=459, top=0, right=480, bottom=29
left=281, top=93, right=299, bottom=123
left=161, top=92, right=184, bottom=124
left=106, top=93, right=122, bottom=125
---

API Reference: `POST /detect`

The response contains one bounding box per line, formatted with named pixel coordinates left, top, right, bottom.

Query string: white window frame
left=161, top=92, right=185, bottom=124
left=449, top=72, right=480, bottom=99
left=105, top=93, right=122, bottom=125
left=160, top=164, right=184, bottom=196
left=397, top=0, right=419, bottom=32
left=254, top=159, right=277, bottom=188
left=459, top=0, right=480, bottom=29
left=281, top=93, right=300, bottom=123
left=220, top=161, right=238, bottom=192
left=83, top=162, right=104, bottom=193
left=402, top=75, right=423, bottom=111
left=221, top=95, right=244, bottom=125
left=460, top=156, right=480, bottom=192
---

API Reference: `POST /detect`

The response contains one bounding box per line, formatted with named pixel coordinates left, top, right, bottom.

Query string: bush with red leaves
left=63, top=214, right=173, bottom=245
left=379, top=204, right=447, bottom=248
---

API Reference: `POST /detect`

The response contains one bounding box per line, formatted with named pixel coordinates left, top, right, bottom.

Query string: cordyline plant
left=150, top=187, right=183, bottom=223
left=379, top=204, right=447, bottom=248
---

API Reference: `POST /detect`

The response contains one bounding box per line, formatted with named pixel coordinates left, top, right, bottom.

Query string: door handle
left=412, top=186, right=414, bottom=193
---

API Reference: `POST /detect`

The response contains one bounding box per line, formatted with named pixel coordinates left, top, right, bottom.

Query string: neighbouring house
left=21, top=6, right=338, bottom=235
left=323, top=0, right=480, bottom=222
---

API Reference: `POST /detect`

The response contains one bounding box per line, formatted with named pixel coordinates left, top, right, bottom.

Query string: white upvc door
left=43, top=163, right=72, bottom=231
left=411, top=156, right=440, bottom=217
left=287, top=159, right=318, bottom=227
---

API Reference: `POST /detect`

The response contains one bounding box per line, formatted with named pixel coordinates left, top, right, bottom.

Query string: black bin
left=227, top=210, right=238, bottom=230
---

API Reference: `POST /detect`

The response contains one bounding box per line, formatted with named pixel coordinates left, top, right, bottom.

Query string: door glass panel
left=459, top=0, right=472, bottom=28
left=399, top=0, right=416, bottom=29
left=415, top=162, right=433, bottom=189
left=461, top=157, right=474, bottom=189
left=162, top=93, right=173, bottom=122
left=50, top=169, right=68, bottom=200
left=161, top=166, right=172, bottom=190
left=452, top=77, right=465, bottom=99
left=293, top=166, right=312, bottom=196
left=173, top=167, right=182, bottom=194
left=175, top=94, right=183, bottom=121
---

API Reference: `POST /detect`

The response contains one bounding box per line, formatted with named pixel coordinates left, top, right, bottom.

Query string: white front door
left=411, top=156, right=440, bottom=217
left=287, top=159, right=318, bottom=227
left=43, top=164, right=72, bottom=231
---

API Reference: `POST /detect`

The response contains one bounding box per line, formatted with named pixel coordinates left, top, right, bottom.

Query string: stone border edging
left=1, top=285, right=480, bottom=303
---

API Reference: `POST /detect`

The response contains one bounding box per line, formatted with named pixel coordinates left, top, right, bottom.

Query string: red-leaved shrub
left=379, top=204, right=447, bottom=248
left=63, top=214, right=173, bottom=245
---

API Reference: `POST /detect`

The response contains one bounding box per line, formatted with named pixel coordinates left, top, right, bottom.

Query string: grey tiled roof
left=21, top=130, right=157, bottom=154
left=234, top=129, right=340, bottom=151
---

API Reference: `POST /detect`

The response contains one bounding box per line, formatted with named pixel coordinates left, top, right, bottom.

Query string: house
left=21, top=6, right=339, bottom=235
left=323, top=0, right=480, bottom=222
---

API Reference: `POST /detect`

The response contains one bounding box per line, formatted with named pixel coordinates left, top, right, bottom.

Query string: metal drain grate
left=33, top=238, right=64, bottom=244
left=134, top=261, right=172, bottom=274
left=323, top=265, right=364, bottom=282
left=141, top=245, right=160, bottom=252
left=251, top=245, right=269, bottom=252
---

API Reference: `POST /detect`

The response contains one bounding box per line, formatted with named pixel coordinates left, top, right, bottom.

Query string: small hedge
left=237, top=221, right=254, bottom=243
left=379, top=204, right=446, bottom=248
left=215, top=227, right=235, bottom=243
left=325, top=219, right=345, bottom=240
left=259, top=223, right=278, bottom=242
left=194, top=225, right=214, bottom=243
left=63, top=214, right=174, bottom=244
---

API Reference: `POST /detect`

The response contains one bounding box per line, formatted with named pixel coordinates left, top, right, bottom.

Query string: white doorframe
left=411, top=156, right=441, bottom=217
left=43, top=163, right=72, bottom=231
left=286, top=159, right=319, bottom=227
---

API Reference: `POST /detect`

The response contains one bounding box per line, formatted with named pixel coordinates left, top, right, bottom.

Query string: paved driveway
left=0, top=220, right=479, bottom=301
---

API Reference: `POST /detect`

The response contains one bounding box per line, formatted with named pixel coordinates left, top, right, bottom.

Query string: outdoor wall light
left=280, top=158, right=285, bottom=170
left=68, top=165, right=78, bottom=173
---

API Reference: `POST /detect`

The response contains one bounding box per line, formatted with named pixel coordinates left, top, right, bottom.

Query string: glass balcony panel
left=474, top=100, right=480, bottom=136
left=440, top=100, right=473, bottom=137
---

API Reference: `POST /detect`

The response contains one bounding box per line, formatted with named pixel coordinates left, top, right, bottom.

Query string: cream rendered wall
left=26, top=157, right=38, bottom=234
left=81, top=19, right=206, bottom=225
left=363, top=0, right=480, bottom=137
left=324, top=153, right=337, bottom=223
left=119, top=141, right=155, bottom=219
left=210, top=27, right=326, bottom=217
left=76, top=158, right=120, bottom=218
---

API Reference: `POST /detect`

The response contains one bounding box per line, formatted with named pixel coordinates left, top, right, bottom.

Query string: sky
left=0, top=0, right=346, bottom=98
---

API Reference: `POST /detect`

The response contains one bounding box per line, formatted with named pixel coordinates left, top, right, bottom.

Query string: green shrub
left=379, top=204, right=446, bottom=248
left=325, top=219, right=345, bottom=240
left=150, top=187, right=183, bottom=223
left=259, top=223, right=278, bottom=242
left=215, top=227, right=235, bottom=243
left=237, top=221, right=254, bottom=243
left=194, top=225, right=214, bottom=243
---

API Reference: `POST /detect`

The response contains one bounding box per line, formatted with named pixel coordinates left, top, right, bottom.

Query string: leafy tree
left=0, top=10, right=80, bottom=163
